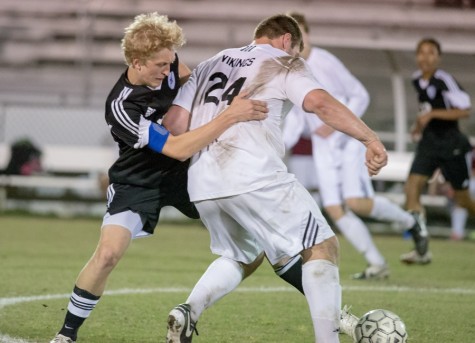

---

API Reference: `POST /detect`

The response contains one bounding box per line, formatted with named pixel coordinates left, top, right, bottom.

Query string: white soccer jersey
left=306, top=47, right=369, bottom=117
left=282, top=47, right=372, bottom=206
left=284, top=47, right=370, bottom=149
left=173, top=44, right=323, bottom=201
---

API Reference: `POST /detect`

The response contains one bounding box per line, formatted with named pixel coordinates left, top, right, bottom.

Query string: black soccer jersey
left=410, top=68, right=472, bottom=184
left=105, top=54, right=189, bottom=188
left=412, top=69, right=470, bottom=139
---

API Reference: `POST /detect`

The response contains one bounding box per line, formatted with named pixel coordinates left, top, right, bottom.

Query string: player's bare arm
left=159, top=94, right=268, bottom=160
left=162, top=91, right=268, bottom=136
left=303, top=88, right=387, bottom=175
left=178, top=61, right=192, bottom=84
left=303, top=89, right=377, bottom=145
left=423, top=108, right=470, bottom=122
left=162, top=105, right=191, bottom=135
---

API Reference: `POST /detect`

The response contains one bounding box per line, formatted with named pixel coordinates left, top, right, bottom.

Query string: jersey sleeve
left=323, top=53, right=369, bottom=117
left=107, top=90, right=152, bottom=150
left=284, top=59, right=324, bottom=109
left=446, top=90, right=471, bottom=109
left=173, top=67, right=199, bottom=112
left=440, top=72, right=472, bottom=109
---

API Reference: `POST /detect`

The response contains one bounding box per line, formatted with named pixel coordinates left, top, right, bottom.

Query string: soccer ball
left=354, top=309, right=408, bottom=343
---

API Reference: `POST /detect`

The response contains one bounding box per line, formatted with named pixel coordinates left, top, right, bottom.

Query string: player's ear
left=131, top=58, right=142, bottom=70
left=282, top=33, right=292, bottom=51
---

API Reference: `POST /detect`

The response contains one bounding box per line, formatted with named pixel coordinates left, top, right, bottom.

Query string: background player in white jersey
left=282, top=99, right=320, bottom=202
left=164, top=14, right=387, bottom=343
left=49, top=13, right=268, bottom=343
left=402, top=37, right=473, bottom=263
left=282, top=12, right=423, bottom=280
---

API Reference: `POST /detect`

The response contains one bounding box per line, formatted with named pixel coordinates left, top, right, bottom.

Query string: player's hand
left=416, top=111, right=432, bottom=130
left=410, top=122, right=422, bottom=142
left=226, top=92, right=268, bottom=123
left=365, top=140, right=388, bottom=176
left=314, top=124, right=335, bottom=138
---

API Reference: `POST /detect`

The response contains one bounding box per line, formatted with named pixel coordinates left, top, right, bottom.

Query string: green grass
left=1, top=215, right=474, bottom=342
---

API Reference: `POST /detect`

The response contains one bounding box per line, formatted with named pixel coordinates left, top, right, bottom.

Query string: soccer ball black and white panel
left=354, top=309, right=408, bottom=343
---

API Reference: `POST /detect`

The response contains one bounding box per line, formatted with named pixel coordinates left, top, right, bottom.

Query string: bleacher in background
left=1, top=0, right=474, bottom=134
left=0, top=0, right=474, bottom=229
left=1, top=0, right=475, bottom=68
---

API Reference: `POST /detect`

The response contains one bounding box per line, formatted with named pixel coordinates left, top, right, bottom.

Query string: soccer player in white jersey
left=49, top=13, right=268, bottom=343
left=164, top=14, right=387, bottom=343
left=282, top=13, right=424, bottom=279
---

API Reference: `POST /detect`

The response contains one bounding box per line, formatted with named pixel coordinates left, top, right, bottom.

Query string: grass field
left=1, top=214, right=474, bottom=343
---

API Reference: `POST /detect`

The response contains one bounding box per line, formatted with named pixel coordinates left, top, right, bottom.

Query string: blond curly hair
left=121, top=12, right=186, bottom=66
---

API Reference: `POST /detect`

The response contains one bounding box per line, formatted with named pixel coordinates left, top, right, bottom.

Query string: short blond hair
left=121, top=12, right=186, bottom=66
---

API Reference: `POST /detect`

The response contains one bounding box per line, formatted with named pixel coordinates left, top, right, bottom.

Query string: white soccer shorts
left=194, top=181, right=335, bottom=265
left=102, top=210, right=150, bottom=239
left=312, top=135, right=374, bottom=207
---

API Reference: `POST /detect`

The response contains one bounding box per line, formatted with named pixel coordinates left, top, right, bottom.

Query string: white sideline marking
left=4, top=284, right=473, bottom=309
left=1, top=285, right=474, bottom=342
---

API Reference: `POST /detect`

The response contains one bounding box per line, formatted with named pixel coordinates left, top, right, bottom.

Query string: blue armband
left=148, top=122, right=170, bottom=153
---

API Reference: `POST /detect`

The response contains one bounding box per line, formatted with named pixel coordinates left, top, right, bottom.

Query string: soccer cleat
left=400, top=250, right=432, bottom=265
left=351, top=264, right=390, bottom=280
left=407, top=211, right=430, bottom=255
left=339, top=305, right=358, bottom=341
left=166, top=303, right=198, bottom=343
left=50, top=334, right=76, bottom=343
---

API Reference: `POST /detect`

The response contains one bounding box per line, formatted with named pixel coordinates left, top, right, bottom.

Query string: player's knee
left=325, top=236, right=340, bottom=264
left=301, top=236, right=340, bottom=265
left=453, top=190, right=475, bottom=214
left=345, top=199, right=362, bottom=214
left=324, top=205, right=345, bottom=221
left=93, top=247, right=122, bottom=271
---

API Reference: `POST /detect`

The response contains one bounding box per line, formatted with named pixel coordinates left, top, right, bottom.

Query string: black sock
left=274, top=255, right=304, bottom=294
left=58, top=285, right=101, bottom=340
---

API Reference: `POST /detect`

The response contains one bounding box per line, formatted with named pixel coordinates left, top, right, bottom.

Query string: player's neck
left=421, top=70, right=435, bottom=80
left=126, top=67, right=140, bottom=85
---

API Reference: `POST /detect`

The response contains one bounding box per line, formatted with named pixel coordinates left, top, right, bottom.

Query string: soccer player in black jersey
left=50, top=12, right=267, bottom=343
left=401, top=38, right=473, bottom=264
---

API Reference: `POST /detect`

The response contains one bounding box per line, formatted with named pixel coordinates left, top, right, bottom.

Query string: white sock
left=302, top=259, right=341, bottom=343
left=186, top=257, right=244, bottom=322
left=451, top=206, right=468, bottom=238
left=370, top=195, right=415, bottom=229
left=336, top=211, right=385, bottom=266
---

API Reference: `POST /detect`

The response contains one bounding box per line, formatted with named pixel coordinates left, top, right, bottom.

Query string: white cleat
left=400, top=250, right=432, bottom=265
left=50, top=334, right=76, bottom=343
left=351, top=264, right=390, bottom=280
left=339, top=305, right=359, bottom=341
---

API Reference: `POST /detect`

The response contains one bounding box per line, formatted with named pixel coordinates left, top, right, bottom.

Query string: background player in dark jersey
left=50, top=12, right=267, bottom=343
left=401, top=37, right=473, bottom=264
